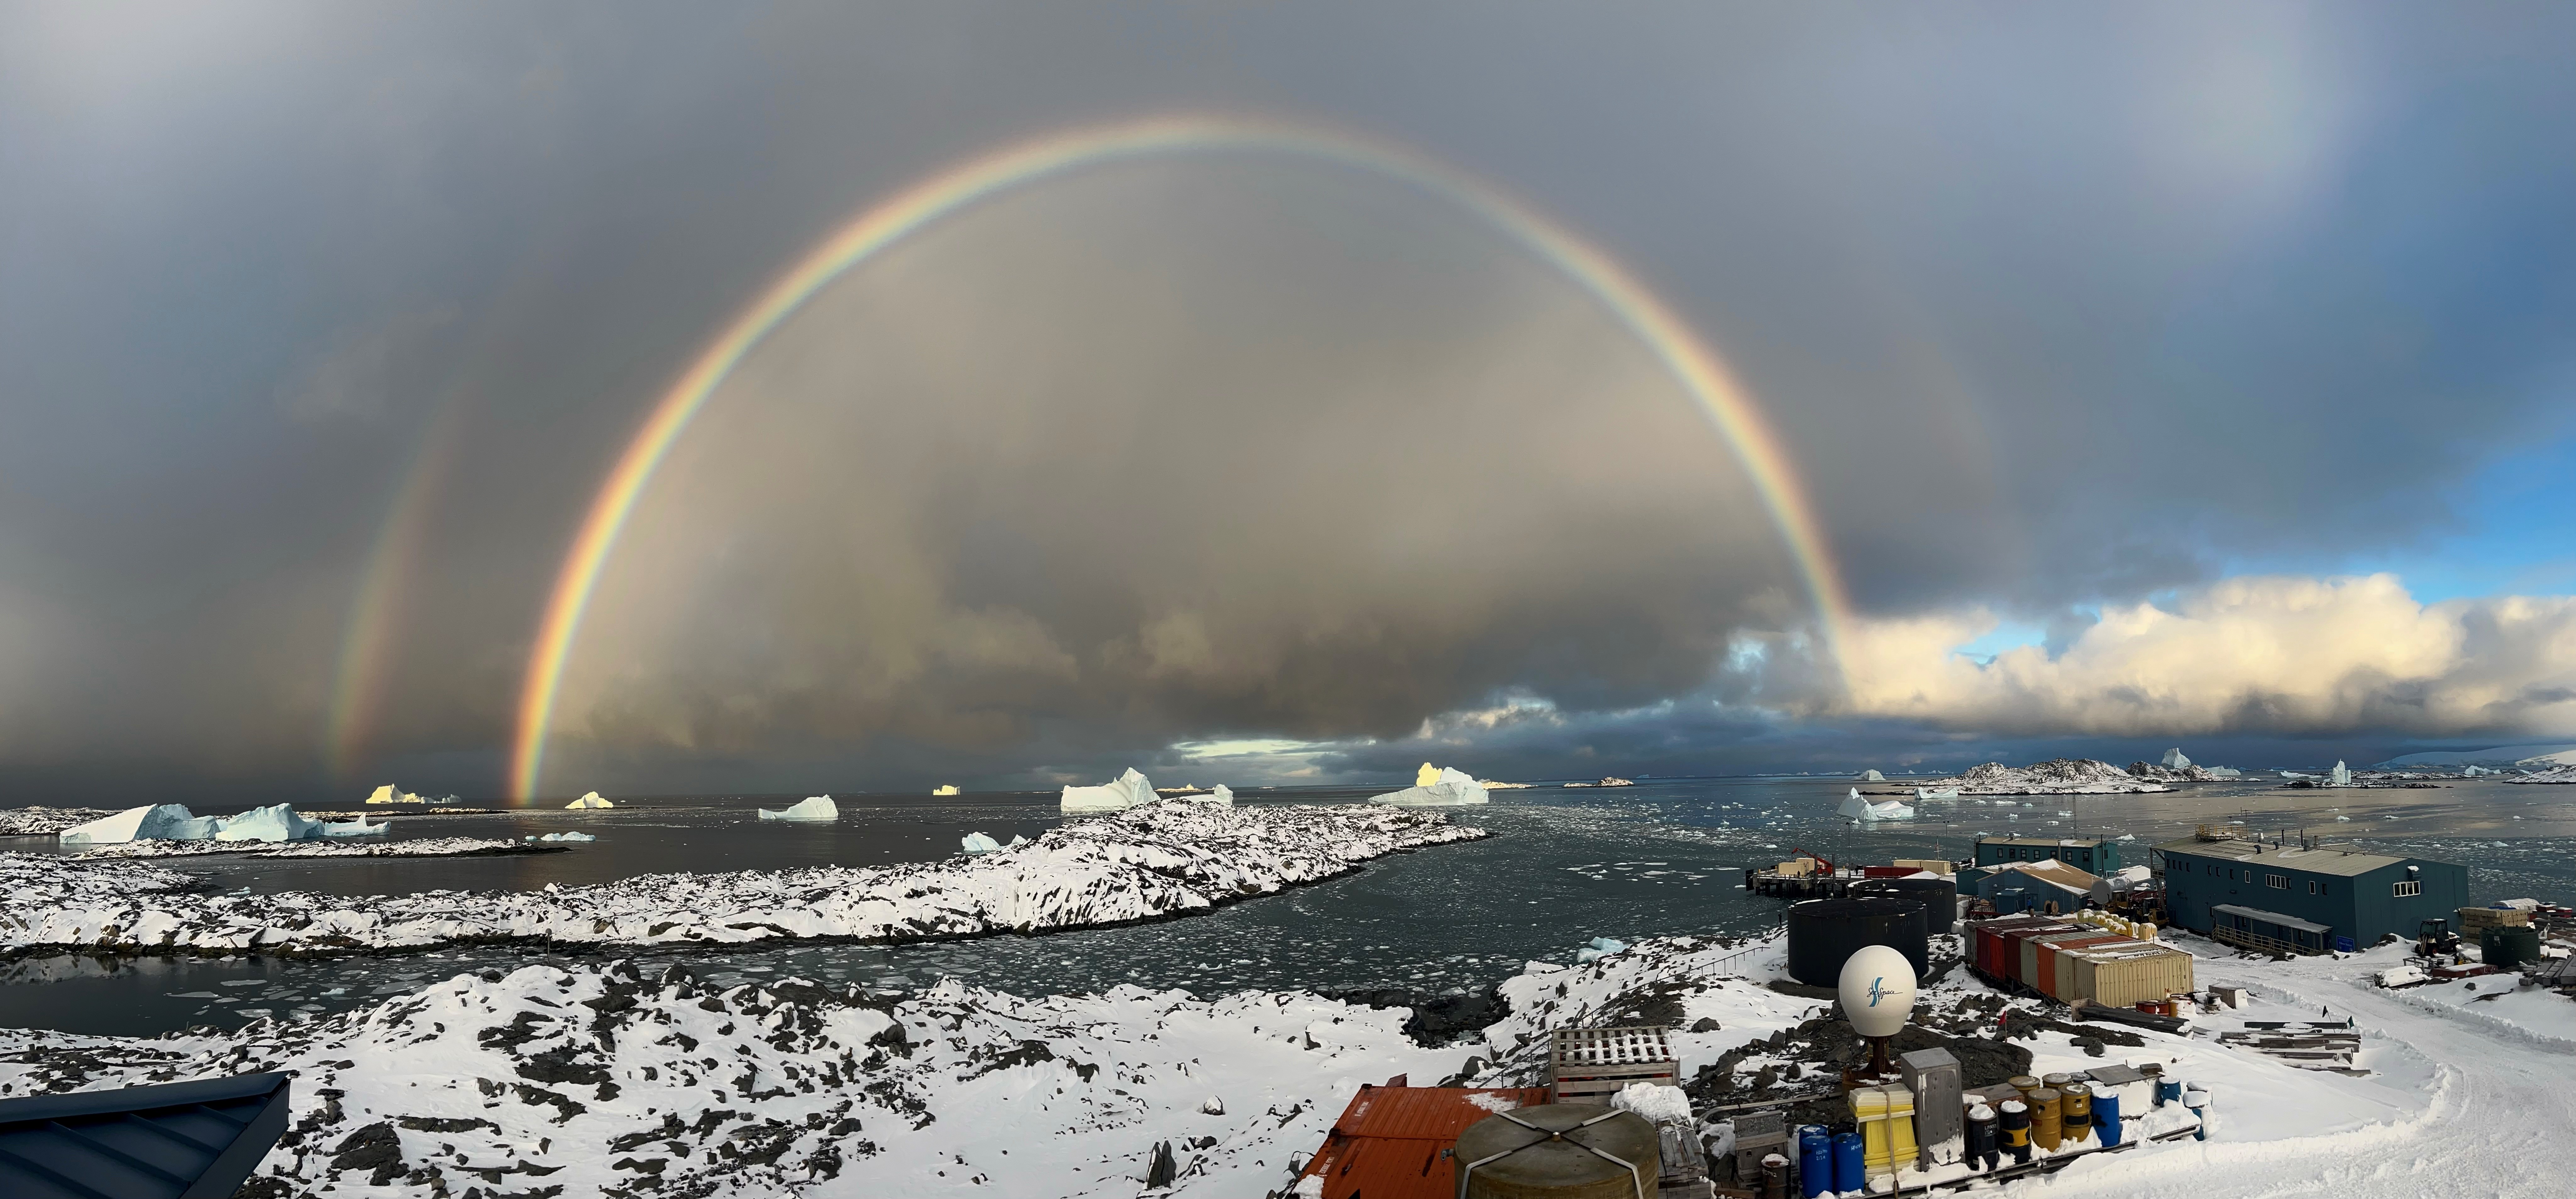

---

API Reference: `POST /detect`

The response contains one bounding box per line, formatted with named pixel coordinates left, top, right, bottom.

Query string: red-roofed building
left=1288, top=1080, right=1550, bottom=1199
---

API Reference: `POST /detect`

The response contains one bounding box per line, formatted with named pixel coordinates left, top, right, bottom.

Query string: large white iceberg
left=59, top=805, right=220, bottom=847
left=1860, top=769, right=1886, bottom=782
left=2161, top=747, right=2192, bottom=769
left=1837, top=787, right=1915, bottom=821
left=1060, top=768, right=1156, bottom=815
left=959, top=832, right=1001, bottom=855
left=566, top=792, right=614, bottom=809
left=1369, top=766, right=1489, bottom=807
left=215, top=804, right=328, bottom=843
left=2330, top=760, right=2352, bottom=787
left=757, top=795, right=839, bottom=823
left=60, top=803, right=341, bottom=847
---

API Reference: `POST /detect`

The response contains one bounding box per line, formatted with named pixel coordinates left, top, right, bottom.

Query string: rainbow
left=509, top=113, right=1851, bottom=801
left=325, top=402, right=463, bottom=785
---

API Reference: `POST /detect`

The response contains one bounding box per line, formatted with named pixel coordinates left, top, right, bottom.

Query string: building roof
left=1295, top=1084, right=1552, bottom=1199
left=2212, top=904, right=2333, bottom=935
left=1978, top=836, right=2109, bottom=848
left=2154, top=837, right=2411, bottom=877
left=1984, top=859, right=2099, bottom=893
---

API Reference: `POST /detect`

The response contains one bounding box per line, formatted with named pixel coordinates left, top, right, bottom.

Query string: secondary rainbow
left=510, top=113, right=1851, bottom=801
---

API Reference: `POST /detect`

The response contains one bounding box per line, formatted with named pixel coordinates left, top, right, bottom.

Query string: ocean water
left=3, top=775, right=2569, bottom=1036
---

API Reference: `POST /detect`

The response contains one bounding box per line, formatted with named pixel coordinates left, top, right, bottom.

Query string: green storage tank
left=2482, top=925, right=2541, bottom=971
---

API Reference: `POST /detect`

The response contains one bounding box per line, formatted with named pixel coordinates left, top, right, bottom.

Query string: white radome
left=1837, top=944, right=1917, bottom=1039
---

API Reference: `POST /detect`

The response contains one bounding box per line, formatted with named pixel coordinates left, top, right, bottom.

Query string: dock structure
left=1746, top=851, right=1955, bottom=900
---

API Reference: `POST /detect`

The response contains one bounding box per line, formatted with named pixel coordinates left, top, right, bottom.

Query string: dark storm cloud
left=3, top=2, right=2573, bottom=800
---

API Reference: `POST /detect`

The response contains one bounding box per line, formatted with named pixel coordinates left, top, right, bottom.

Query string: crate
left=2458, top=907, right=2531, bottom=934
left=1549, top=1026, right=1680, bottom=1104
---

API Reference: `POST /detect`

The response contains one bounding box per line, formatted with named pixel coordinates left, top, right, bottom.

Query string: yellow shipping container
left=1892, top=859, right=1955, bottom=875
left=1777, top=859, right=1814, bottom=877
left=2066, top=942, right=2196, bottom=1008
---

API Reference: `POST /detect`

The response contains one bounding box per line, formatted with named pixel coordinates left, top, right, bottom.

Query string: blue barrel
left=1832, top=1131, right=1865, bottom=1192
left=2092, top=1090, right=2122, bottom=1146
left=1799, top=1128, right=1832, bottom=1197
left=2154, top=1078, right=2182, bottom=1107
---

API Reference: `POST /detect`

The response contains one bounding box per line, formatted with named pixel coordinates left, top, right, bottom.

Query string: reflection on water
left=3, top=777, right=2569, bottom=1037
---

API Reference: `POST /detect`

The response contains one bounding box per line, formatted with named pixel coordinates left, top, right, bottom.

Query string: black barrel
left=1785, top=897, right=1931, bottom=988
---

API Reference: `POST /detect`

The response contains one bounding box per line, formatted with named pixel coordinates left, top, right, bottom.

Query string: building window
left=2308, top=881, right=2319, bottom=895
left=2267, top=874, right=2288, bottom=890
left=2393, top=881, right=2422, bottom=898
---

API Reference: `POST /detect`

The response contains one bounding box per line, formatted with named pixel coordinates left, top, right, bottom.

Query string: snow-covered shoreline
left=0, top=920, right=2528, bottom=1199
left=69, top=836, right=551, bottom=861
left=0, top=807, right=116, bottom=836
left=0, top=800, right=1483, bottom=959
left=1922, top=758, right=2173, bottom=795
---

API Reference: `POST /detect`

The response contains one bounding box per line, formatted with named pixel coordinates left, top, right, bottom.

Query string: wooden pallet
left=1550, top=1026, right=1680, bottom=1104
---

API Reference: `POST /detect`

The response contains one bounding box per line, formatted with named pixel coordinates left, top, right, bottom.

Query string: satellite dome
left=1837, top=944, right=1918, bottom=1039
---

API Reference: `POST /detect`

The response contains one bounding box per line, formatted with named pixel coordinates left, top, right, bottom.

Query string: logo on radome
left=1868, top=976, right=1890, bottom=1007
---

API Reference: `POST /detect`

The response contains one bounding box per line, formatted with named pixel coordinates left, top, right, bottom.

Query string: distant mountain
left=2374, top=743, right=2576, bottom=769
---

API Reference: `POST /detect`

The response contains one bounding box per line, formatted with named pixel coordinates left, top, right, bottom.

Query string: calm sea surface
left=3, top=776, right=2569, bottom=1036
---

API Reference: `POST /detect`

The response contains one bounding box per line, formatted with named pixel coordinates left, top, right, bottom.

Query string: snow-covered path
left=2039, top=949, right=2566, bottom=1199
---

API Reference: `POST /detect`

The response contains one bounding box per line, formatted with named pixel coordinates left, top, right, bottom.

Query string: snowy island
left=0, top=799, right=1483, bottom=958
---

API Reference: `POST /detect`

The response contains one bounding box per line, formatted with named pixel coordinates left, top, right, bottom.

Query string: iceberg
left=1913, top=787, right=1960, bottom=801
left=526, top=831, right=595, bottom=843
left=213, top=804, right=328, bottom=843
left=318, top=815, right=390, bottom=838
left=1060, top=768, right=1156, bottom=815
left=566, top=792, right=614, bottom=809
left=1415, top=762, right=1442, bottom=787
left=59, top=805, right=220, bottom=847
left=2331, top=760, right=2352, bottom=787
left=959, top=832, right=1001, bottom=855
left=2161, top=747, right=2193, bottom=769
left=1837, top=788, right=1915, bottom=821
left=1180, top=784, right=1235, bottom=806
left=931, top=784, right=960, bottom=796
left=757, top=795, right=839, bottom=823
left=364, top=784, right=426, bottom=805
left=2204, top=765, right=2242, bottom=778
left=1369, top=766, right=1489, bottom=807
left=1861, top=769, right=1886, bottom=782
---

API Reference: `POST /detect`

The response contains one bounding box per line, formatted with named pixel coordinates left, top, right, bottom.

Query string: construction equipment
left=2416, top=918, right=2460, bottom=960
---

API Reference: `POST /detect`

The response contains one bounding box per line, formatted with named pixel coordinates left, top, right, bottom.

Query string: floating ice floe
left=526, top=832, right=596, bottom=843
left=1061, top=767, right=1156, bottom=814
left=1369, top=766, right=1490, bottom=807
left=959, top=832, right=1001, bottom=855
left=318, top=815, right=390, bottom=838
left=931, top=784, right=960, bottom=796
left=1914, top=787, right=1961, bottom=801
left=1837, top=788, right=1915, bottom=821
left=758, top=795, right=839, bottom=823
left=566, top=792, right=615, bottom=809
left=1576, top=936, right=1629, bottom=963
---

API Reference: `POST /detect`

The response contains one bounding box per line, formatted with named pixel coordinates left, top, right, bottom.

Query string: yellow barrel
left=2060, top=1082, right=2092, bottom=1144
left=2030, top=1088, right=2062, bottom=1151
left=2009, top=1075, right=2041, bottom=1102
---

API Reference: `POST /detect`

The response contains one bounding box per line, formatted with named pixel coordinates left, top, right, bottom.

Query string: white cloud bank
left=1838, top=574, right=2576, bottom=738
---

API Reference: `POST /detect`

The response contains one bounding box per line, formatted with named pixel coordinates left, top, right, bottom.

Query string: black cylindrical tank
left=1857, top=877, right=1960, bottom=935
left=1785, top=897, right=1931, bottom=987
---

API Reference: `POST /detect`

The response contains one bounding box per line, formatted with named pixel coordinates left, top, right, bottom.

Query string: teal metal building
left=2153, top=834, right=2467, bottom=953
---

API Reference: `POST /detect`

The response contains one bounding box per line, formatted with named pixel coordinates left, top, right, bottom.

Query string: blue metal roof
left=0, top=1072, right=290, bottom=1199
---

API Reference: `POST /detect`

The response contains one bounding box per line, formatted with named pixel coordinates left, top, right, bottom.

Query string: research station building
left=2153, top=832, right=2467, bottom=953
left=1972, top=836, right=2125, bottom=876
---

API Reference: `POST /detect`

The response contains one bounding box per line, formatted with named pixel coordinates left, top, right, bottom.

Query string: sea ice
left=1369, top=766, right=1490, bottom=807
left=1060, top=767, right=1156, bottom=814
left=757, top=795, right=839, bottom=822
left=526, top=832, right=596, bottom=843
left=566, top=792, right=614, bottom=809
left=318, top=815, right=390, bottom=838
left=959, top=832, right=1001, bottom=855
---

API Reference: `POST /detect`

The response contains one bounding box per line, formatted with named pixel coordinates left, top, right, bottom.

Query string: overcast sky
left=4, top=2, right=2573, bottom=803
